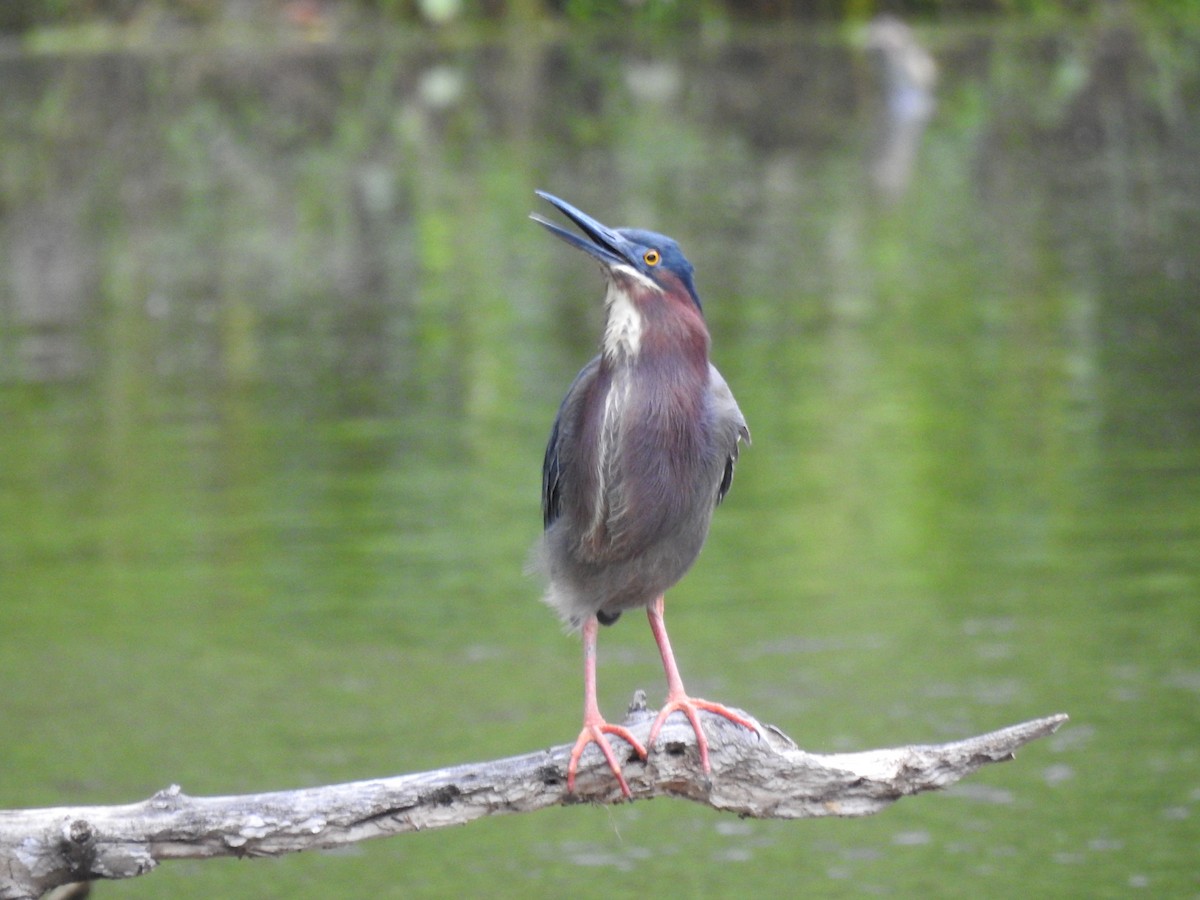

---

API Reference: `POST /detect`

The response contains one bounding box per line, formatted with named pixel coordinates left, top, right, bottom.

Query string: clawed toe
left=647, top=695, right=758, bottom=772
left=567, top=721, right=648, bottom=798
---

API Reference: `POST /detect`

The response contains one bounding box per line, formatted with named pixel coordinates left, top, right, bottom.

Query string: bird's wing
left=710, top=364, right=750, bottom=506
left=542, top=356, right=602, bottom=530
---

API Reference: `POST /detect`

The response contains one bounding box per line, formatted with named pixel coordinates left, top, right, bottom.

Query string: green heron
left=529, top=191, right=757, bottom=798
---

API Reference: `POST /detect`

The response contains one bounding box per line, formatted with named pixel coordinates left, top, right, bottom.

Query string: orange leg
left=567, top=615, right=648, bottom=797
left=645, top=595, right=760, bottom=771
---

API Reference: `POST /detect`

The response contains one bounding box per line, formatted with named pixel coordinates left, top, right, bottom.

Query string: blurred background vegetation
left=2, top=0, right=1197, bottom=41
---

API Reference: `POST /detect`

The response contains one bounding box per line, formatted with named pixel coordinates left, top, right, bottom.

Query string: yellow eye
left=644, top=249, right=661, bottom=266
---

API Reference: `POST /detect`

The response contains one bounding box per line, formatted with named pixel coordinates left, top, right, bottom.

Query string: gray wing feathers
left=709, top=363, right=750, bottom=506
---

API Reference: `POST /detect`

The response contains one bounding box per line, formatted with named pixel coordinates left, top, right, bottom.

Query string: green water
left=2, top=13, right=1199, bottom=898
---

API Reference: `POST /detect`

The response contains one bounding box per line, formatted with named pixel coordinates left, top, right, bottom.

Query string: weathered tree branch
left=1, top=697, right=1067, bottom=900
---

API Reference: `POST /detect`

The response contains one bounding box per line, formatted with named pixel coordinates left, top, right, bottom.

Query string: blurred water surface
left=2, top=12, right=1199, bottom=898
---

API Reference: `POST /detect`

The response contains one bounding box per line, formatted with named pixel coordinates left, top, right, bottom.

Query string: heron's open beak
left=530, top=191, right=638, bottom=270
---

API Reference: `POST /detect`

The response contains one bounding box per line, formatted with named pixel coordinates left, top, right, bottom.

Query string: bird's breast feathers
left=578, top=366, right=723, bottom=557
left=586, top=367, right=632, bottom=545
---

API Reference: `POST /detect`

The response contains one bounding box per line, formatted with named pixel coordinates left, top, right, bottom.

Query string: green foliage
left=2, top=0, right=1193, bottom=40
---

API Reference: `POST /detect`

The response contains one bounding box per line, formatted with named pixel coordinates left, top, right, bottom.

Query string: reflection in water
left=7, top=201, right=94, bottom=382
left=865, top=14, right=937, bottom=202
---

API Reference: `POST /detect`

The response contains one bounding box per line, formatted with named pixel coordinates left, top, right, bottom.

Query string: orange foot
left=647, top=694, right=760, bottom=772
left=567, top=716, right=648, bottom=798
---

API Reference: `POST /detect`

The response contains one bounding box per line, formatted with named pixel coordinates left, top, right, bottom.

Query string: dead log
left=0, top=697, right=1068, bottom=900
